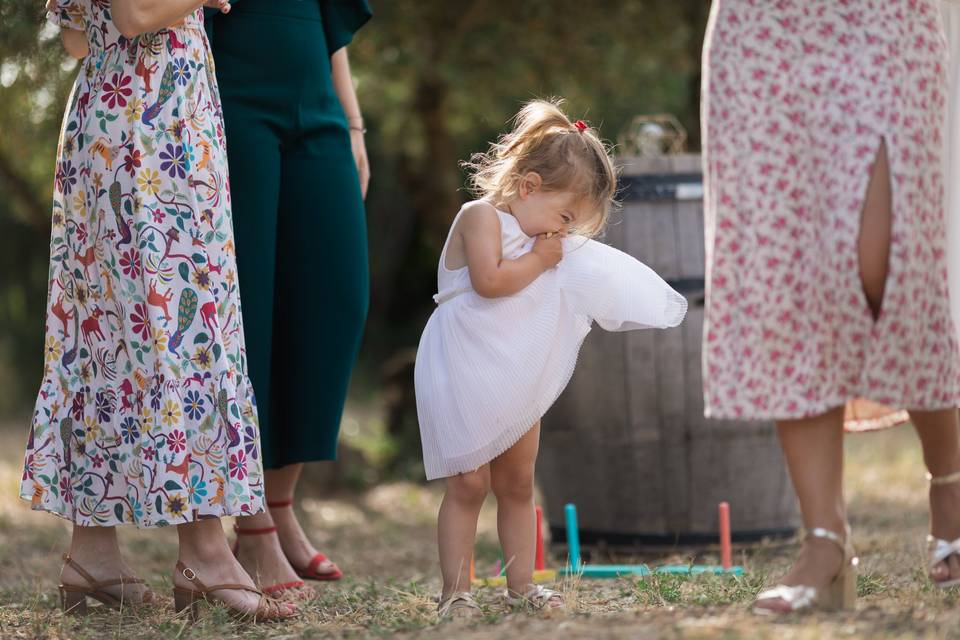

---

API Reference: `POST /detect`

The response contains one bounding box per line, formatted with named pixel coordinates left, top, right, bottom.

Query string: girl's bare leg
left=438, top=465, right=491, bottom=599
left=490, top=423, right=541, bottom=597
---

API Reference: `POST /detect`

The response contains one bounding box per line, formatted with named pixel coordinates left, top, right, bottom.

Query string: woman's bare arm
left=60, top=27, right=88, bottom=58
left=331, top=48, right=370, bottom=198
left=110, top=0, right=208, bottom=38
left=332, top=48, right=361, bottom=127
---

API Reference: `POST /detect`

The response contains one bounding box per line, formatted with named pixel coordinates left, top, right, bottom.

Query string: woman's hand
left=112, top=0, right=218, bottom=38
left=532, top=233, right=563, bottom=270
left=169, top=1, right=228, bottom=27
left=203, top=0, right=231, bottom=13
left=350, top=128, right=370, bottom=200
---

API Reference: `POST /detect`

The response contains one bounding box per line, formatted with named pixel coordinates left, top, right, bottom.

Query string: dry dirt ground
left=1, top=421, right=959, bottom=639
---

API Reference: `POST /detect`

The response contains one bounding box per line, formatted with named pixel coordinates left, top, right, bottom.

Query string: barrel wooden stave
left=538, top=154, right=799, bottom=545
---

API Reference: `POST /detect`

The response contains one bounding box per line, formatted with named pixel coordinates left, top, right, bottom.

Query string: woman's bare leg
left=911, top=409, right=960, bottom=582
left=755, top=408, right=847, bottom=611
left=61, top=526, right=152, bottom=602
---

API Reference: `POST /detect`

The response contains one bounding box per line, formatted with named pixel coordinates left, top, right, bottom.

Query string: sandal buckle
left=182, top=567, right=197, bottom=581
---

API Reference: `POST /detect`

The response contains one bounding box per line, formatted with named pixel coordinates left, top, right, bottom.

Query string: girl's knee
left=446, top=470, right=490, bottom=505
left=491, top=468, right=535, bottom=502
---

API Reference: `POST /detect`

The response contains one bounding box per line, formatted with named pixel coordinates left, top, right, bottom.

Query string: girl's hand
left=532, top=233, right=563, bottom=270
left=45, top=0, right=56, bottom=12
left=350, top=127, right=370, bottom=199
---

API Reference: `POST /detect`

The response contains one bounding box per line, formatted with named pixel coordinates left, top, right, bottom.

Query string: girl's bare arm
left=460, top=202, right=561, bottom=298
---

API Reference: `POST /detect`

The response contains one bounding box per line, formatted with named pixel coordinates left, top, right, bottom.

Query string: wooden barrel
left=538, top=154, right=799, bottom=547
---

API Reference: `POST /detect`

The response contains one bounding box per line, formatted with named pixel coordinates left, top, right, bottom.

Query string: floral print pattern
left=21, top=0, right=264, bottom=527
left=702, top=0, right=960, bottom=420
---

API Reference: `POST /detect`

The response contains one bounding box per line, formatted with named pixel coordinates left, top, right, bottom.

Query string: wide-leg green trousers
left=210, top=0, right=371, bottom=468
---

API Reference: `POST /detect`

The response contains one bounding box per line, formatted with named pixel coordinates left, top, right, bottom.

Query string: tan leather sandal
left=171, top=561, right=298, bottom=622
left=59, top=553, right=153, bottom=615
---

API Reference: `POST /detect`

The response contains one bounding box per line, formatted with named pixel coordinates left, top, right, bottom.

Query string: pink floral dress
left=702, top=0, right=960, bottom=423
left=20, top=0, right=263, bottom=527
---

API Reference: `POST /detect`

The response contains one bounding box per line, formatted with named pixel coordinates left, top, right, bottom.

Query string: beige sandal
left=58, top=553, right=153, bottom=615
left=437, top=591, right=482, bottom=619
left=503, top=584, right=564, bottom=610
left=753, top=526, right=858, bottom=614
left=928, top=469, right=960, bottom=589
left=172, top=561, right=298, bottom=622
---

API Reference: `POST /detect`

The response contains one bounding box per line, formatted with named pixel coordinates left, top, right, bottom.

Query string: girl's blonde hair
left=463, top=99, right=617, bottom=237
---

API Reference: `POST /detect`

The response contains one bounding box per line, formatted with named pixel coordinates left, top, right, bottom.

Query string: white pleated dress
left=415, top=201, right=688, bottom=480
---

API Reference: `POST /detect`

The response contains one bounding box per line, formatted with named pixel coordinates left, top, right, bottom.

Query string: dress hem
left=264, top=451, right=337, bottom=470
left=424, top=414, right=541, bottom=482
left=703, top=394, right=958, bottom=427
left=19, top=492, right=265, bottom=529
left=422, top=319, right=592, bottom=481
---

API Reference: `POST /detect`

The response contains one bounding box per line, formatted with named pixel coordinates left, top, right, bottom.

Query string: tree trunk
left=413, top=74, right=462, bottom=245
left=683, top=1, right=711, bottom=151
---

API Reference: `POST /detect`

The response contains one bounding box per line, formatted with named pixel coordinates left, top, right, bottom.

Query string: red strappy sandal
left=232, top=525, right=316, bottom=602
left=268, top=500, right=344, bottom=581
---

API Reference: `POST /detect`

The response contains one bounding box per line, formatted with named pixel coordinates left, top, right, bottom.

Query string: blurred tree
left=0, top=0, right=80, bottom=414
left=350, top=0, right=708, bottom=335
left=0, top=0, right=711, bottom=433
left=349, top=0, right=710, bottom=472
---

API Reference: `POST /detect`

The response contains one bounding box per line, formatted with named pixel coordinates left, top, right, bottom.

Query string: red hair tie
left=573, top=120, right=588, bottom=132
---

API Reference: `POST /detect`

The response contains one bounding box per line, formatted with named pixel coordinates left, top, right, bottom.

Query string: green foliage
left=350, top=1, right=710, bottom=470
left=0, top=0, right=710, bottom=418
left=858, top=571, right=890, bottom=597
left=0, top=0, right=82, bottom=413
left=351, top=2, right=709, bottom=334
left=633, top=573, right=686, bottom=606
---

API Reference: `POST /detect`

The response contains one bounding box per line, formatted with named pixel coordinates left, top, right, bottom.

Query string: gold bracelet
left=349, top=125, right=367, bottom=134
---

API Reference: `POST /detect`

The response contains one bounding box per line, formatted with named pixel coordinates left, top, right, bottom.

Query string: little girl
left=415, top=100, right=687, bottom=617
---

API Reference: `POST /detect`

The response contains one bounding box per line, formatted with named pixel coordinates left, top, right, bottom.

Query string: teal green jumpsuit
left=206, top=0, right=371, bottom=468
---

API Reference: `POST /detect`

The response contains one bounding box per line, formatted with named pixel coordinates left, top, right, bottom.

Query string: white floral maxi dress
left=702, top=0, right=960, bottom=422
left=20, top=1, right=264, bottom=527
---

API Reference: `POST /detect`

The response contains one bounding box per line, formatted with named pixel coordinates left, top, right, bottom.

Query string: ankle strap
left=928, top=469, right=960, bottom=486
left=806, top=526, right=858, bottom=564
left=807, top=527, right=845, bottom=549
left=175, top=561, right=260, bottom=596
left=235, top=525, right=278, bottom=536
left=267, top=500, right=293, bottom=508
left=62, top=553, right=145, bottom=589
left=63, top=554, right=98, bottom=587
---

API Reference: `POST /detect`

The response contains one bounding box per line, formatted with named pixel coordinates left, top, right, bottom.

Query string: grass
left=2, top=414, right=960, bottom=639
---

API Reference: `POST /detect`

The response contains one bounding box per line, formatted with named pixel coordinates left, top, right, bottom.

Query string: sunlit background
left=0, top=0, right=710, bottom=482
